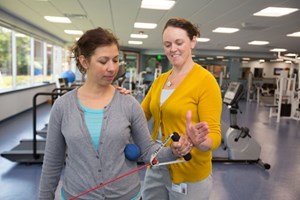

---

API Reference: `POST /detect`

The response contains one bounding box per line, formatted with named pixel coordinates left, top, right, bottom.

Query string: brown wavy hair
left=71, top=27, right=119, bottom=74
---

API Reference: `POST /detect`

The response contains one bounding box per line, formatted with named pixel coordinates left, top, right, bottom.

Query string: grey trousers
left=141, top=165, right=212, bottom=200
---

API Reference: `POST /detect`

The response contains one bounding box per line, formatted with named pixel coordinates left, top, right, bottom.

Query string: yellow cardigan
left=141, top=64, right=222, bottom=183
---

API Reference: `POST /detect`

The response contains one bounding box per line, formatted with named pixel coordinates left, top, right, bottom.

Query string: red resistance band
left=69, top=163, right=151, bottom=200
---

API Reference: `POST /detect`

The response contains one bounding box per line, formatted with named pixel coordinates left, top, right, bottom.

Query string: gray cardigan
left=38, top=88, right=176, bottom=200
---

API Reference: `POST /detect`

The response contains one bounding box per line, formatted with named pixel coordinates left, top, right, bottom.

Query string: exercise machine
left=268, top=52, right=300, bottom=122
left=213, top=82, right=271, bottom=170
left=1, top=91, right=69, bottom=163
left=36, top=87, right=75, bottom=138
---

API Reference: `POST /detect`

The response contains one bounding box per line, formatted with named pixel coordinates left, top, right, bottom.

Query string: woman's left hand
left=115, top=86, right=131, bottom=95
left=185, top=110, right=210, bottom=146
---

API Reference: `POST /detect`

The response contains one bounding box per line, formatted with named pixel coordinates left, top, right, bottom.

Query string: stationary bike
left=213, top=82, right=271, bottom=170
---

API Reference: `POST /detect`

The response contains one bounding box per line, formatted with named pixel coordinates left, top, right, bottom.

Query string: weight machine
left=266, top=53, right=300, bottom=122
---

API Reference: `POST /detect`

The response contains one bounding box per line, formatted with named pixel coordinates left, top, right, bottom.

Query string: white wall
left=242, top=61, right=292, bottom=78
left=0, top=84, right=56, bottom=121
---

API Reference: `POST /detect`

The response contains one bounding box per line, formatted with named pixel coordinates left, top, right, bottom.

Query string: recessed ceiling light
left=253, top=7, right=298, bottom=17
left=64, top=30, right=83, bottom=35
left=141, top=0, right=175, bottom=10
left=44, top=16, right=71, bottom=23
left=213, top=27, right=239, bottom=33
left=128, top=40, right=143, bottom=45
left=196, top=37, right=210, bottom=42
left=270, top=48, right=287, bottom=52
left=248, top=41, right=269, bottom=45
left=243, top=57, right=250, bottom=60
left=130, top=34, right=149, bottom=39
left=287, top=31, right=300, bottom=37
left=225, top=46, right=240, bottom=50
left=284, top=53, right=297, bottom=57
left=134, top=22, right=157, bottom=29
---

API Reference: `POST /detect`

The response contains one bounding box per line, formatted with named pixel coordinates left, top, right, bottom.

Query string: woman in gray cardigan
left=38, top=27, right=192, bottom=200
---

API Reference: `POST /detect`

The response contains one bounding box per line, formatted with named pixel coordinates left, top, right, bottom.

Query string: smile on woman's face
left=162, top=26, right=196, bottom=68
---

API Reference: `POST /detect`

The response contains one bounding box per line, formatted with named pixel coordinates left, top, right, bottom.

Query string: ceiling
left=0, top=0, right=300, bottom=60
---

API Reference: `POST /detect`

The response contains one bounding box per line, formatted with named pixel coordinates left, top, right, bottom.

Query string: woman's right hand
left=170, top=134, right=193, bottom=158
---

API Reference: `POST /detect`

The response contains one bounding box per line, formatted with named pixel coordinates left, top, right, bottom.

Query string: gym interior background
left=0, top=0, right=300, bottom=199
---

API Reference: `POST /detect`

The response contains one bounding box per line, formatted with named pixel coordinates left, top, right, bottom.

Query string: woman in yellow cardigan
left=141, top=17, right=222, bottom=200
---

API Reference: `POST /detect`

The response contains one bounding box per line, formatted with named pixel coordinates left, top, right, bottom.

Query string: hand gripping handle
left=171, top=132, right=192, bottom=161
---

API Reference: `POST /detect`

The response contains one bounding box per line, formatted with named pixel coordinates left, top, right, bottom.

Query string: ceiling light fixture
left=243, top=57, right=250, bottom=60
left=253, top=7, right=298, bottom=17
left=128, top=40, right=143, bottom=45
left=284, top=53, right=297, bottom=57
left=141, top=0, right=175, bottom=10
left=248, top=41, right=270, bottom=45
left=64, top=30, right=83, bottom=35
left=225, top=46, right=240, bottom=50
left=134, top=22, right=157, bottom=29
left=196, top=37, right=210, bottom=42
left=130, top=34, right=149, bottom=39
left=270, top=48, right=287, bottom=52
left=287, top=31, right=300, bottom=37
left=213, top=27, right=239, bottom=33
left=44, top=16, right=71, bottom=23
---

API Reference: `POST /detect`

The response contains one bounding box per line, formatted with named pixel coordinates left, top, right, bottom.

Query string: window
left=0, top=25, right=66, bottom=93
left=0, top=27, right=12, bottom=91
left=46, top=44, right=53, bottom=82
left=16, top=32, right=31, bottom=87
left=33, top=39, right=44, bottom=84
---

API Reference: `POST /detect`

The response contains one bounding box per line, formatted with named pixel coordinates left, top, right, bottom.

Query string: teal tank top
left=79, top=101, right=104, bottom=151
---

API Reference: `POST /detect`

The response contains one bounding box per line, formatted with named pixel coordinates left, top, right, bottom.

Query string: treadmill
left=1, top=90, right=70, bottom=163
left=35, top=88, right=73, bottom=139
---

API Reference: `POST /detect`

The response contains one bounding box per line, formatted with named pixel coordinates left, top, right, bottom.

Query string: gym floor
left=0, top=100, right=299, bottom=200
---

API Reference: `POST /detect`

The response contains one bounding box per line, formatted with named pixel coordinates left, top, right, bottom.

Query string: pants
left=142, top=166, right=212, bottom=200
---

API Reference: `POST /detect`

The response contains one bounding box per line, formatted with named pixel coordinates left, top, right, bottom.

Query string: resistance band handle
left=171, top=132, right=192, bottom=161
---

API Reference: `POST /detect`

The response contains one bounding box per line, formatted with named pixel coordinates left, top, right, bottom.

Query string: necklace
left=166, top=80, right=172, bottom=87
left=166, top=71, right=177, bottom=87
